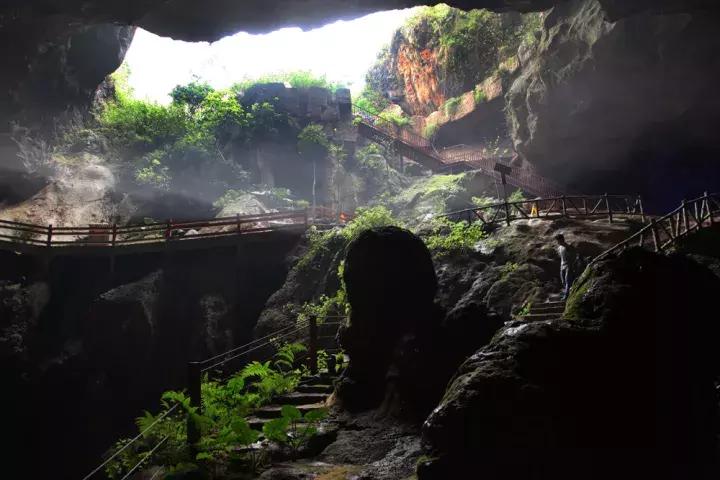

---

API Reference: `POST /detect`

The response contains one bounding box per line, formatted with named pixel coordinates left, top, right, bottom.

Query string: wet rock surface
left=420, top=248, right=720, bottom=480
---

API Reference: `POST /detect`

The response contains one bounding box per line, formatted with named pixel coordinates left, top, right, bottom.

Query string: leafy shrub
left=442, top=96, right=463, bottom=116
left=354, top=85, right=390, bottom=116
left=425, top=218, right=485, bottom=257
left=298, top=123, right=330, bottom=158
left=508, top=189, right=526, bottom=203
left=262, top=405, right=328, bottom=458
left=99, top=96, right=188, bottom=153
left=379, top=110, right=412, bottom=127
left=106, top=342, right=309, bottom=478
left=232, top=71, right=346, bottom=93
left=423, top=121, right=439, bottom=139
left=171, top=81, right=215, bottom=111
left=474, top=86, right=487, bottom=104
left=341, top=205, right=399, bottom=242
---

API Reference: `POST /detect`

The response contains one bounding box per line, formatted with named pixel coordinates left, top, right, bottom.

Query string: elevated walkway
left=354, top=105, right=567, bottom=198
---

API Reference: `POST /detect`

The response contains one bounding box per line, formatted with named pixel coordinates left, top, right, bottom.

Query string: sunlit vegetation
left=473, top=86, right=487, bottom=104
left=424, top=217, right=486, bottom=257
left=442, top=96, right=463, bottom=116
left=423, top=121, right=439, bottom=139
left=354, top=85, right=391, bottom=116
left=231, top=70, right=346, bottom=94
left=106, top=343, right=317, bottom=479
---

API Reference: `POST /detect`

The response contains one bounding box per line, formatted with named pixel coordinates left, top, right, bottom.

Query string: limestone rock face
left=506, top=0, right=720, bottom=202
left=420, top=249, right=720, bottom=479
left=368, top=7, right=525, bottom=116
left=0, top=21, right=134, bottom=132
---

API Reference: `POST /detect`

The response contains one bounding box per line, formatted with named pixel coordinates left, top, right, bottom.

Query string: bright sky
left=123, top=9, right=415, bottom=104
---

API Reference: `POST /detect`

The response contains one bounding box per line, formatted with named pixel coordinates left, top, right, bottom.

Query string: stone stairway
left=520, top=300, right=567, bottom=322
left=247, top=374, right=335, bottom=430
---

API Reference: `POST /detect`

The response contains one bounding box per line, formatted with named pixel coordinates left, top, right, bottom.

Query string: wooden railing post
left=535, top=201, right=540, bottom=218
left=111, top=223, right=117, bottom=247
left=583, top=198, right=588, bottom=216
left=706, top=192, right=714, bottom=226
left=638, top=196, right=646, bottom=223
left=308, top=316, right=318, bottom=375
left=165, top=220, right=172, bottom=241
left=236, top=213, right=241, bottom=233
left=561, top=195, right=567, bottom=217
left=46, top=224, right=53, bottom=247
left=187, top=361, right=202, bottom=447
left=682, top=200, right=690, bottom=235
left=604, top=194, right=613, bottom=224
left=650, top=219, right=660, bottom=252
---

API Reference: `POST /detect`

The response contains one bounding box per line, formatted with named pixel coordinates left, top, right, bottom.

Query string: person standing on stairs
left=555, top=234, right=578, bottom=300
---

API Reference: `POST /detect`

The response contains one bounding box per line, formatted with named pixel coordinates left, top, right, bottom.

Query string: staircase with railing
left=353, top=105, right=567, bottom=198
left=592, top=192, right=720, bottom=263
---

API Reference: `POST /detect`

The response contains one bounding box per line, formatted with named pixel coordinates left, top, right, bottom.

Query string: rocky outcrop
left=507, top=0, right=720, bottom=203
left=1, top=233, right=303, bottom=478
left=367, top=6, right=528, bottom=116
left=419, top=248, right=720, bottom=479
left=0, top=21, right=134, bottom=134
left=336, top=227, right=447, bottom=418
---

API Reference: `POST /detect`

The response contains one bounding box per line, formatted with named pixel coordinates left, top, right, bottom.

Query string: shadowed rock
left=419, top=248, right=720, bottom=479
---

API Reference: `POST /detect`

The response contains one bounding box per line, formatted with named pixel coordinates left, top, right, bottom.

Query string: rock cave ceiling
left=10, top=0, right=717, bottom=42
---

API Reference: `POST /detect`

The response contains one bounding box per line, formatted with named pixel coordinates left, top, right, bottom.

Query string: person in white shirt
left=555, top=233, right=577, bottom=300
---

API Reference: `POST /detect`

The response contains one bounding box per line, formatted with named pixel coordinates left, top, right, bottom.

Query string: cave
left=2, top=1, right=720, bottom=479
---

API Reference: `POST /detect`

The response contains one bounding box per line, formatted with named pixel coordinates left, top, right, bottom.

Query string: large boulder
left=419, top=248, right=720, bottom=479
left=337, top=227, right=440, bottom=416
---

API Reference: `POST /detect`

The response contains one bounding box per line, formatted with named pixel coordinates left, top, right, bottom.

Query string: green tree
left=170, top=81, right=215, bottom=112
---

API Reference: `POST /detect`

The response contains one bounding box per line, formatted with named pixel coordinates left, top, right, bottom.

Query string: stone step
left=296, top=383, right=334, bottom=394
left=539, top=301, right=566, bottom=307
left=273, top=392, right=329, bottom=406
left=254, top=402, right=326, bottom=419
left=521, top=313, right=562, bottom=322
left=529, top=305, right=565, bottom=314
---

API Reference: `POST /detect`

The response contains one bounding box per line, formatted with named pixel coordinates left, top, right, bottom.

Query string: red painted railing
left=0, top=207, right=349, bottom=250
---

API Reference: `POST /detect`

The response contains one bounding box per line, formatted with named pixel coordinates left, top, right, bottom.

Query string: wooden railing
left=0, top=207, right=349, bottom=252
left=593, top=192, right=720, bottom=262
left=353, top=104, right=567, bottom=197
left=439, top=194, right=645, bottom=227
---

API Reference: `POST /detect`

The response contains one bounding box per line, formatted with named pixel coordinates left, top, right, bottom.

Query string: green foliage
left=296, top=227, right=338, bottom=271
left=501, top=262, right=520, bottom=279
left=508, top=189, right=526, bottom=203
left=423, top=121, right=439, bottom=140
left=472, top=195, right=498, bottom=208
left=473, top=86, right=487, bottom=104
left=425, top=218, right=485, bottom=257
left=232, top=71, right=346, bottom=93
left=298, top=123, right=329, bottom=151
left=442, top=96, right=463, bottom=116
left=171, top=81, right=215, bottom=111
left=340, top=205, right=399, bottom=242
left=354, top=85, right=390, bottom=116
left=262, top=406, right=328, bottom=457
left=106, top=342, right=308, bottom=478
left=99, top=95, right=188, bottom=153
left=378, top=110, right=412, bottom=127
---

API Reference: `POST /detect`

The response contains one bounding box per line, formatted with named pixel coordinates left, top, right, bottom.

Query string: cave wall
left=0, top=232, right=302, bottom=478
left=507, top=0, right=720, bottom=207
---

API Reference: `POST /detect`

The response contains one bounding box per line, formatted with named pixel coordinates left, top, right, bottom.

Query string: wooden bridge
left=354, top=105, right=567, bottom=198
left=0, top=208, right=347, bottom=257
